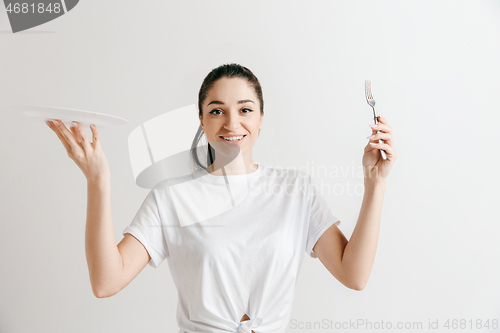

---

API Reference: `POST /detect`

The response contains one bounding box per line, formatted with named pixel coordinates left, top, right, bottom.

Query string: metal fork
left=365, top=80, right=387, bottom=160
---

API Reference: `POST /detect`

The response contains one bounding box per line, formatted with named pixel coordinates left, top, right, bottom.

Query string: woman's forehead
left=206, top=79, right=256, bottom=106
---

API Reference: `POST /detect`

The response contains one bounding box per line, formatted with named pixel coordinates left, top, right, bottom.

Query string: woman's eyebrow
left=207, top=99, right=254, bottom=107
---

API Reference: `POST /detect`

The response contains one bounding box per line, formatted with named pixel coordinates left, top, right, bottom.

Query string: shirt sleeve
left=305, top=174, right=341, bottom=258
left=122, top=187, right=169, bottom=268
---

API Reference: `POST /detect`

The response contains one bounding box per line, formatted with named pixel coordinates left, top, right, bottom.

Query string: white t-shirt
left=123, top=164, right=341, bottom=333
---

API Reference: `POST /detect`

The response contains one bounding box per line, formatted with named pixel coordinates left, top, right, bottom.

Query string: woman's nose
left=224, top=113, right=241, bottom=131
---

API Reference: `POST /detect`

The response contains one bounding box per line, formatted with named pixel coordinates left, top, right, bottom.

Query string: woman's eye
left=209, top=108, right=253, bottom=115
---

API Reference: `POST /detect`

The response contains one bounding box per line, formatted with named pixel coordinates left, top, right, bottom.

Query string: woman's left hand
left=362, top=115, right=397, bottom=182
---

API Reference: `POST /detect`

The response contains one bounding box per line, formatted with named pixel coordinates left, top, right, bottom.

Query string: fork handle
left=376, top=130, right=388, bottom=160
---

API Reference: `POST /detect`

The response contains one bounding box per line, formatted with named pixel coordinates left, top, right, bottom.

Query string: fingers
left=70, top=121, right=93, bottom=153
left=369, top=116, right=393, bottom=141
left=370, top=122, right=391, bottom=134
left=377, top=115, right=390, bottom=127
left=367, top=115, right=396, bottom=154
left=366, top=116, right=397, bottom=160
left=370, top=115, right=390, bottom=134
left=367, top=131, right=392, bottom=145
left=46, top=119, right=73, bottom=153
left=369, top=141, right=397, bottom=159
left=52, top=119, right=81, bottom=151
left=47, top=119, right=87, bottom=159
left=69, top=124, right=81, bottom=144
left=90, top=123, right=100, bottom=147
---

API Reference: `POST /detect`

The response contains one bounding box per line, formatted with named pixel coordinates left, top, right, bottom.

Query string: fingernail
left=370, top=124, right=377, bottom=128
left=71, top=121, right=78, bottom=128
left=54, top=120, right=59, bottom=126
left=46, top=120, right=51, bottom=127
left=367, top=134, right=375, bottom=139
left=91, top=124, right=95, bottom=130
left=378, top=115, right=383, bottom=119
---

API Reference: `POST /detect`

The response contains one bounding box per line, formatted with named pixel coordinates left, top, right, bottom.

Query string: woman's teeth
left=221, top=135, right=245, bottom=141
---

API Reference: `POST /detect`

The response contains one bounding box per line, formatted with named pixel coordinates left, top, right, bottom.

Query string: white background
left=1, top=0, right=499, bottom=332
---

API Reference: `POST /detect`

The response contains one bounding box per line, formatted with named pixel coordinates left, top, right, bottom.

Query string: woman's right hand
left=46, top=119, right=111, bottom=183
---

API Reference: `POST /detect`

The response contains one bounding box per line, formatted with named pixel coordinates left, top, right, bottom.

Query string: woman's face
left=200, top=77, right=263, bottom=158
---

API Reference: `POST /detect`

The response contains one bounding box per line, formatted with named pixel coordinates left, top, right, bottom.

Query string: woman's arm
left=313, top=115, right=396, bottom=290
left=87, top=178, right=153, bottom=298
left=313, top=179, right=385, bottom=291
left=339, top=179, right=385, bottom=290
left=85, top=178, right=124, bottom=298
left=45, top=120, right=120, bottom=297
left=47, top=120, right=150, bottom=297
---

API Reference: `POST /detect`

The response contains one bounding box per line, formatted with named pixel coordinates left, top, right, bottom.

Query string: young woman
left=46, top=63, right=397, bottom=333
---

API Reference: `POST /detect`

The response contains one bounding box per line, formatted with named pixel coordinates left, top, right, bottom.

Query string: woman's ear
left=199, top=115, right=204, bottom=131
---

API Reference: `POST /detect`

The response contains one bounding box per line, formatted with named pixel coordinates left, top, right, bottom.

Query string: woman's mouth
left=220, top=135, right=246, bottom=144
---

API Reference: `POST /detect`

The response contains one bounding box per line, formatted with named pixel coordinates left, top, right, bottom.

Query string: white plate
left=4, top=105, right=129, bottom=128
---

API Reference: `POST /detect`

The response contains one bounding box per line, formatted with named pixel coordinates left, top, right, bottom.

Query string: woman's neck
left=207, top=152, right=258, bottom=176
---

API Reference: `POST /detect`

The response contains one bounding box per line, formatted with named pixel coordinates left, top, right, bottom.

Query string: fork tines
left=365, top=80, right=373, bottom=100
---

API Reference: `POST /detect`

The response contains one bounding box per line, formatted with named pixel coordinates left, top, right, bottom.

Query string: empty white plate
left=4, top=105, right=129, bottom=128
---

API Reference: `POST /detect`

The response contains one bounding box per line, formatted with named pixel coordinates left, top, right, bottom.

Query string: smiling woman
left=118, top=62, right=396, bottom=333
left=191, top=63, right=264, bottom=175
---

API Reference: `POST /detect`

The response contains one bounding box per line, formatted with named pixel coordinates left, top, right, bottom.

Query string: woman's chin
left=210, top=141, right=242, bottom=157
